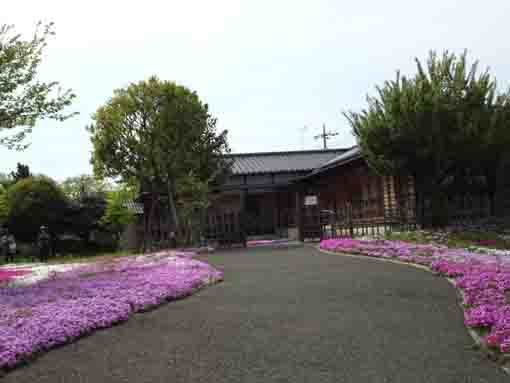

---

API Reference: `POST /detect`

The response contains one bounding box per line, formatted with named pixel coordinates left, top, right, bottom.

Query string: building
left=205, top=148, right=350, bottom=242
left=134, top=146, right=510, bottom=248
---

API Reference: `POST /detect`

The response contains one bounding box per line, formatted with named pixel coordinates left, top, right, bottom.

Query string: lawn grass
left=0, top=249, right=137, bottom=266
left=385, top=230, right=510, bottom=250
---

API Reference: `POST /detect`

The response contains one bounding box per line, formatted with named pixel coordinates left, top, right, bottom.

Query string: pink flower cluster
left=0, top=253, right=223, bottom=369
left=0, top=270, right=30, bottom=284
left=320, top=238, right=510, bottom=354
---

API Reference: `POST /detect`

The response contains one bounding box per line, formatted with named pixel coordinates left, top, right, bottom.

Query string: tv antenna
left=314, top=123, right=338, bottom=149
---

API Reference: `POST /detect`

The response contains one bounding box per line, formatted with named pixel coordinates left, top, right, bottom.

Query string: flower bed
left=0, top=252, right=223, bottom=370
left=0, top=269, right=31, bottom=284
left=320, top=238, right=510, bottom=356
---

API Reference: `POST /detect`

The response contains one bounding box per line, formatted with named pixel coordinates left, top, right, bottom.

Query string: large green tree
left=7, top=176, right=68, bottom=240
left=88, top=76, right=229, bottom=247
left=60, top=174, right=109, bottom=200
left=345, top=51, right=510, bottom=222
left=0, top=22, right=76, bottom=150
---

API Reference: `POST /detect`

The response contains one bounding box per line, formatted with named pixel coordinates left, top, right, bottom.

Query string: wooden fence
left=320, top=194, right=417, bottom=239
left=202, top=212, right=246, bottom=247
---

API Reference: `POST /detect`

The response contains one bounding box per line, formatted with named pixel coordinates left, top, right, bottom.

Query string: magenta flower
left=0, top=253, right=223, bottom=369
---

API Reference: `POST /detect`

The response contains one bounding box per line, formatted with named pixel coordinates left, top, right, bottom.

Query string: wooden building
left=136, top=145, right=510, bottom=248
left=205, top=148, right=350, bottom=243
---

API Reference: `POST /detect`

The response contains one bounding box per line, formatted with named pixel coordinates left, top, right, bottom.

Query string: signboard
left=304, top=195, right=318, bottom=206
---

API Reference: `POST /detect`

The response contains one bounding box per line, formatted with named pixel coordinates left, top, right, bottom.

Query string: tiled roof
left=313, top=146, right=361, bottom=173
left=226, top=149, right=349, bottom=175
left=292, top=146, right=362, bottom=182
left=124, top=201, right=144, bottom=215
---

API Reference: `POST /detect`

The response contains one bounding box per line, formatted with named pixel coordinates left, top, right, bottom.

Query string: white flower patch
left=2, top=263, right=84, bottom=287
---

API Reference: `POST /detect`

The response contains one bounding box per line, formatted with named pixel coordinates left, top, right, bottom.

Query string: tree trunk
left=167, top=179, right=180, bottom=245
left=146, top=192, right=158, bottom=252
left=488, top=190, right=497, bottom=217
left=484, top=167, right=499, bottom=218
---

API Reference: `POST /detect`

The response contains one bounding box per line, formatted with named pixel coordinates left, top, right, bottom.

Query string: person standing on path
left=37, top=226, right=51, bottom=262
left=0, top=227, right=9, bottom=263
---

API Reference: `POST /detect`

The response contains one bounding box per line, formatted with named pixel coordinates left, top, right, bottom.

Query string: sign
left=304, top=195, right=318, bottom=206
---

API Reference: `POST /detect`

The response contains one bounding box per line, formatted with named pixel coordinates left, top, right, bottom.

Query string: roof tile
left=227, top=149, right=349, bottom=175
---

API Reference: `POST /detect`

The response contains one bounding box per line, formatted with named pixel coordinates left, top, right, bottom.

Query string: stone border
left=315, top=244, right=510, bottom=375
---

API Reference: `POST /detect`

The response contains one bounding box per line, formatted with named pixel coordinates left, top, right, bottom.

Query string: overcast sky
left=2, top=0, right=510, bottom=180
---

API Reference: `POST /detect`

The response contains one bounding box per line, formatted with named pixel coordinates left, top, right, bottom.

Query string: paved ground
left=4, top=245, right=509, bottom=382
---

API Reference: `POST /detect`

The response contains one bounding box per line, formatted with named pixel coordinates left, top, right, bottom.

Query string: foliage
left=10, top=163, right=31, bottom=183
left=60, top=174, right=109, bottom=201
left=89, top=76, right=229, bottom=182
left=6, top=176, right=68, bottom=241
left=175, top=172, right=210, bottom=245
left=0, top=22, right=76, bottom=150
left=345, top=51, right=510, bottom=220
left=88, top=76, right=229, bottom=244
left=385, top=229, right=510, bottom=250
left=0, top=173, right=13, bottom=190
left=0, top=185, right=8, bottom=224
left=64, top=194, right=107, bottom=241
left=99, top=185, right=135, bottom=241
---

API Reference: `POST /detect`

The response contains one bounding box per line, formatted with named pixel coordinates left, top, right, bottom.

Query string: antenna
left=314, top=123, right=339, bottom=149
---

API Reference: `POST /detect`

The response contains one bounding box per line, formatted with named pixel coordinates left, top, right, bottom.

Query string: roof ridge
left=225, top=148, right=350, bottom=158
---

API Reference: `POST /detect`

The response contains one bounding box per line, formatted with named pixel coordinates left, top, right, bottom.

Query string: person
left=37, top=225, right=51, bottom=262
left=0, top=227, right=8, bottom=263
left=6, top=232, right=16, bottom=263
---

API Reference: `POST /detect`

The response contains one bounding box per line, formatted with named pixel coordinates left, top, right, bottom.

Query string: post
left=348, top=201, right=354, bottom=237
left=240, top=190, right=247, bottom=247
left=273, top=192, right=280, bottom=237
left=296, top=189, right=304, bottom=241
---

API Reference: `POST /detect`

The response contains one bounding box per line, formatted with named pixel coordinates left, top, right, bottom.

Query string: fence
left=321, top=189, right=510, bottom=240
left=320, top=195, right=417, bottom=239
left=202, top=212, right=246, bottom=247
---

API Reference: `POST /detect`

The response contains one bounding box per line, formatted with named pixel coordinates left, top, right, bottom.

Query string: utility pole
left=314, top=123, right=339, bottom=149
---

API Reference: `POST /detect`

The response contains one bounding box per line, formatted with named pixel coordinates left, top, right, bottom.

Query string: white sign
left=304, top=195, right=318, bottom=206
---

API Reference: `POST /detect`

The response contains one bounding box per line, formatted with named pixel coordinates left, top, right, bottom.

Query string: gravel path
left=4, top=245, right=508, bottom=382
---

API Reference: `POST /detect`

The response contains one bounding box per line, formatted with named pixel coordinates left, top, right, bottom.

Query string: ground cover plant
left=384, top=223, right=510, bottom=252
left=0, top=251, right=223, bottom=370
left=320, top=238, right=510, bottom=359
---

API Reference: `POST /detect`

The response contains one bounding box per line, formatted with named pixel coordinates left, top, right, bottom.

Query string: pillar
left=295, top=189, right=304, bottom=242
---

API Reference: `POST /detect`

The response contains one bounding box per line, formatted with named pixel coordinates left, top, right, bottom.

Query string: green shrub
left=7, top=176, right=68, bottom=241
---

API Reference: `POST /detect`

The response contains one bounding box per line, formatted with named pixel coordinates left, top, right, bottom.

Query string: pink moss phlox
left=0, top=269, right=31, bottom=283
left=0, top=253, right=222, bottom=369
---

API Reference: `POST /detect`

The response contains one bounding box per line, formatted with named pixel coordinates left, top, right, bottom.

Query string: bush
left=7, top=176, right=68, bottom=241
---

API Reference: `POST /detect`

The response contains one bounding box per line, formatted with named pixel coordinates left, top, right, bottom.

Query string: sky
left=2, top=0, right=510, bottom=180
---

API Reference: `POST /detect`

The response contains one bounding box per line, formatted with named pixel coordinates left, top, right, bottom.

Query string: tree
left=345, top=51, right=510, bottom=224
left=60, top=174, right=109, bottom=200
left=88, top=76, right=229, bottom=247
left=99, top=185, right=135, bottom=244
left=10, top=163, right=31, bottom=182
left=0, top=22, right=76, bottom=150
left=62, top=194, right=107, bottom=243
left=0, top=172, right=13, bottom=190
left=7, top=176, right=68, bottom=241
left=0, top=185, right=8, bottom=225
left=174, top=172, right=210, bottom=245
